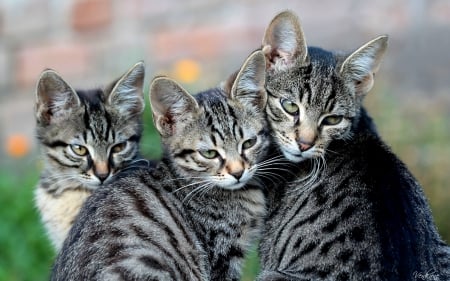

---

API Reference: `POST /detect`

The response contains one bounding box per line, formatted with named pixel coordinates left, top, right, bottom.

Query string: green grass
left=0, top=162, right=54, bottom=281
left=0, top=87, right=449, bottom=280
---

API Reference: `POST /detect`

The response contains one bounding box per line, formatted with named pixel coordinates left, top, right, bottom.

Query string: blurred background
left=0, top=0, right=449, bottom=280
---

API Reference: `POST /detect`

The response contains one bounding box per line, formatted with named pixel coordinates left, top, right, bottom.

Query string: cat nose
left=298, top=140, right=314, bottom=152
left=226, top=161, right=245, bottom=180
left=230, top=170, right=244, bottom=180
left=95, top=171, right=109, bottom=183
left=94, top=162, right=110, bottom=183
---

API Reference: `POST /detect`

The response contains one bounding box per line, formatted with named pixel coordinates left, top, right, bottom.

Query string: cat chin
left=282, top=147, right=320, bottom=163
left=80, top=179, right=104, bottom=190
left=282, top=150, right=307, bottom=163
left=218, top=182, right=247, bottom=191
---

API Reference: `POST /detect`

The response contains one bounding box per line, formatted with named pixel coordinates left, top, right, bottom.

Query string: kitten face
left=35, top=62, right=145, bottom=190
left=265, top=62, right=356, bottom=163
left=41, top=97, right=141, bottom=188
left=151, top=51, right=268, bottom=190
left=172, top=90, right=269, bottom=190
left=262, top=11, right=387, bottom=163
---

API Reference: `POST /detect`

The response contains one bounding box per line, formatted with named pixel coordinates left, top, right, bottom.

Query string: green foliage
left=241, top=244, right=260, bottom=281
left=0, top=161, right=54, bottom=281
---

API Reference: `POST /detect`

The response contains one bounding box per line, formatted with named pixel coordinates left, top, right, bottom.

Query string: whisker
left=129, top=158, right=153, bottom=167
left=324, top=147, right=341, bottom=156
left=286, top=156, right=326, bottom=194
left=182, top=182, right=213, bottom=204
left=172, top=179, right=212, bottom=194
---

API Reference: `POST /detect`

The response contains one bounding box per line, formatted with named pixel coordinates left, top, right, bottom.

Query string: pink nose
left=299, top=142, right=312, bottom=152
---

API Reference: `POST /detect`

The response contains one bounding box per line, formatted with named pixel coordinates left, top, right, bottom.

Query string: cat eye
left=242, top=137, right=257, bottom=149
left=199, top=150, right=219, bottom=159
left=322, top=115, right=344, bottom=126
left=280, top=98, right=299, bottom=115
left=70, top=144, right=88, bottom=156
left=112, top=142, right=127, bottom=153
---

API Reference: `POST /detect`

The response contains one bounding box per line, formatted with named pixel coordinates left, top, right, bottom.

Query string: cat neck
left=352, top=107, right=378, bottom=136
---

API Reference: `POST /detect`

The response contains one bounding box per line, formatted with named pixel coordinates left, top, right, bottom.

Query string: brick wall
left=0, top=0, right=449, bottom=158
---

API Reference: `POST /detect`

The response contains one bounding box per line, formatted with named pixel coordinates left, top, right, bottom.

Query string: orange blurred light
left=173, top=59, right=200, bottom=83
left=6, top=134, right=30, bottom=158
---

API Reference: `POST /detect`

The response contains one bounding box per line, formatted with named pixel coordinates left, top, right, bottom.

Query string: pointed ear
left=149, top=77, right=199, bottom=137
left=107, top=61, right=145, bottom=116
left=35, top=70, right=80, bottom=125
left=262, top=10, right=308, bottom=72
left=340, top=35, right=388, bottom=97
left=230, top=50, right=267, bottom=111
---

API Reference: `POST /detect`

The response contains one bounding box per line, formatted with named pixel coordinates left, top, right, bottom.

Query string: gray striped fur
left=51, top=51, right=273, bottom=280
left=258, top=11, right=450, bottom=281
left=34, top=62, right=146, bottom=251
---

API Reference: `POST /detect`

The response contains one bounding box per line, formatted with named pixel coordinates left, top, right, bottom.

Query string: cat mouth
left=83, top=177, right=112, bottom=190
left=83, top=181, right=103, bottom=190
left=283, top=149, right=307, bottom=163
left=218, top=181, right=246, bottom=191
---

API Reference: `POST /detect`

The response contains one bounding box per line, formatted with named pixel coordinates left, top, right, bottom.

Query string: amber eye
left=112, top=142, right=127, bottom=153
left=322, top=115, right=344, bottom=126
left=242, top=137, right=257, bottom=149
left=280, top=98, right=299, bottom=115
left=199, top=150, right=218, bottom=159
left=70, top=144, right=88, bottom=156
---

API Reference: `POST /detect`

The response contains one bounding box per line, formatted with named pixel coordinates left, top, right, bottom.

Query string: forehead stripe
left=104, top=110, right=112, bottom=141
left=324, top=90, right=337, bottom=112
left=211, top=124, right=225, bottom=142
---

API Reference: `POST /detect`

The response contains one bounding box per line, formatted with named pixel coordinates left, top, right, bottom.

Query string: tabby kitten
left=258, top=11, right=450, bottom=280
left=35, top=62, right=146, bottom=251
left=51, top=51, right=271, bottom=281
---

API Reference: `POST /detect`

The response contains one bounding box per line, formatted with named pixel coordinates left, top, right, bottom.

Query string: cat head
left=150, top=51, right=269, bottom=190
left=35, top=62, right=145, bottom=190
left=261, top=10, right=388, bottom=163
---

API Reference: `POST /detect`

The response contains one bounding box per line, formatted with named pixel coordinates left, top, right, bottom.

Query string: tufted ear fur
left=340, top=35, right=388, bottom=97
left=149, top=77, right=199, bottom=137
left=230, top=50, right=267, bottom=111
left=262, top=10, right=308, bottom=72
left=35, top=70, right=81, bottom=125
left=107, top=61, right=145, bottom=116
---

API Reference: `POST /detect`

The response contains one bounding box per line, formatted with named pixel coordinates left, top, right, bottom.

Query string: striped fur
left=34, top=62, right=146, bottom=251
left=51, top=51, right=273, bottom=280
left=258, top=11, right=450, bottom=280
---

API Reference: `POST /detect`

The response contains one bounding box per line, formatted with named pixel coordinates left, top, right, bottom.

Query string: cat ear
left=35, top=70, right=80, bottom=125
left=340, top=35, right=388, bottom=97
left=149, top=76, right=199, bottom=137
left=230, top=50, right=267, bottom=111
left=107, top=61, right=145, bottom=116
left=262, top=10, right=308, bottom=72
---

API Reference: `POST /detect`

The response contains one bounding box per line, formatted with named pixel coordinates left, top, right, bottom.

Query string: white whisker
left=182, top=182, right=213, bottom=204
left=171, top=179, right=211, bottom=194
left=287, top=156, right=326, bottom=194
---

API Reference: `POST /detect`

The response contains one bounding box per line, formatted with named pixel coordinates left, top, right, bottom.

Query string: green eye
left=322, top=115, right=344, bottom=126
left=199, top=150, right=218, bottom=159
left=280, top=99, right=299, bottom=115
left=112, top=142, right=127, bottom=153
left=242, top=137, right=257, bottom=149
left=70, top=144, right=88, bottom=156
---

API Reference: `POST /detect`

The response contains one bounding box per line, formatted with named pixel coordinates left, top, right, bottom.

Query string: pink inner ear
left=354, top=73, right=374, bottom=96
left=267, top=50, right=294, bottom=72
left=263, top=44, right=297, bottom=72
left=157, top=115, right=175, bottom=137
